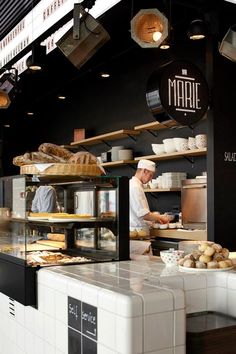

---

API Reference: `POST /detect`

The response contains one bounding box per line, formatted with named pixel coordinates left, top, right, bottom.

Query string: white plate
left=179, top=265, right=234, bottom=272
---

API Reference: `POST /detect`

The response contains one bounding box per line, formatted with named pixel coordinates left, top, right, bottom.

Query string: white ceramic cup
left=188, top=137, right=197, bottom=150
left=111, top=146, right=124, bottom=161
left=195, top=134, right=207, bottom=148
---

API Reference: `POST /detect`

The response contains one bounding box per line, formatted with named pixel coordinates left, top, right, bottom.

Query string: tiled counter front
left=0, top=259, right=236, bottom=354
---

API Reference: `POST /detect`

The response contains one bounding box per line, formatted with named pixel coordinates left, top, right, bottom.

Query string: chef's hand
left=156, top=214, right=169, bottom=224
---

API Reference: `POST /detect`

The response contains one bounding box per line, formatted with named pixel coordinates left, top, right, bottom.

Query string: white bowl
left=118, top=149, right=133, bottom=160
left=159, top=223, right=168, bottom=230
left=173, top=138, right=188, bottom=151
left=160, top=249, right=185, bottom=266
left=168, top=222, right=177, bottom=229
left=163, top=139, right=176, bottom=153
left=188, top=137, right=197, bottom=150
left=151, top=143, right=165, bottom=155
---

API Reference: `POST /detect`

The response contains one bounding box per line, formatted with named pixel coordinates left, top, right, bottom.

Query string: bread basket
left=20, top=163, right=102, bottom=176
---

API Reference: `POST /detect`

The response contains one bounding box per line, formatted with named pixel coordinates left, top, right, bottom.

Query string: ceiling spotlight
left=58, top=95, right=66, bottom=100
left=0, top=69, right=18, bottom=109
left=131, top=9, right=168, bottom=48
left=3, top=124, right=10, bottom=128
left=100, top=72, right=110, bottom=78
left=187, top=19, right=207, bottom=40
left=160, top=38, right=171, bottom=49
left=26, top=45, right=46, bottom=71
left=27, top=111, right=34, bottom=116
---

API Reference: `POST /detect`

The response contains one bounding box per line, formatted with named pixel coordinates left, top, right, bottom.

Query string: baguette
left=38, top=143, right=73, bottom=160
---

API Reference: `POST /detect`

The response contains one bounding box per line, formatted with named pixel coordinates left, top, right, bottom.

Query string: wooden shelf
left=135, top=148, right=207, bottom=161
left=101, top=160, right=136, bottom=167
left=150, top=229, right=207, bottom=241
left=144, top=188, right=181, bottom=192
left=70, top=129, right=140, bottom=146
left=134, top=119, right=177, bottom=131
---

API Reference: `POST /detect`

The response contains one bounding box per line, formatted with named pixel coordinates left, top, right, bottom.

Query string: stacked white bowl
left=173, top=138, right=188, bottom=152
left=161, top=172, right=187, bottom=189
left=163, top=139, right=176, bottom=153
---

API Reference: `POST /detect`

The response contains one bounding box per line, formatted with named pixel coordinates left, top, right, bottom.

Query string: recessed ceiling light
left=100, top=72, right=110, bottom=78
left=27, top=112, right=34, bottom=116
left=58, top=95, right=66, bottom=100
left=3, top=124, right=10, bottom=128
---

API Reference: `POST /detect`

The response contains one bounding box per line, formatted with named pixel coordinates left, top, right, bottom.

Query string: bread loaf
left=13, top=153, right=33, bottom=166
left=47, top=233, right=65, bottom=242
left=68, top=151, right=97, bottom=164
left=38, top=143, right=73, bottom=160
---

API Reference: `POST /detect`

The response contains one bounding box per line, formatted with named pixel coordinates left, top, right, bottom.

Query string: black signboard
left=146, top=60, right=209, bottom=126
left=68, top=296, right=97, bottom=354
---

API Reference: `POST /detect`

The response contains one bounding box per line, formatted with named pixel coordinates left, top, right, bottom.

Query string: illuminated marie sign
left=146, top=60, right=209, bottom=126
left=0, top=0, right=121, bottom=73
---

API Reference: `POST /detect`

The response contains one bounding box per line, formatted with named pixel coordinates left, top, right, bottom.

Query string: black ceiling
left=0, top=0, right=41, bottom=41
left=0, top=0, right=235, bottom=126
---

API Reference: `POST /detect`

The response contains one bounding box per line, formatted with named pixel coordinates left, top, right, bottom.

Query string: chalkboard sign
left=68, top=296, right=97, bottom=354
left=82, top=302, right=97, bottom=340
left=146, top=60, right=209, bottom=126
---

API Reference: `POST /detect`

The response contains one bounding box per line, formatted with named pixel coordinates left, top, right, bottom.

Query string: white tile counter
left=0, top=258, right=236, bottom=354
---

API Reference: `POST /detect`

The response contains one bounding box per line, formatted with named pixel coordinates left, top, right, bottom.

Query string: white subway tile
left=98, top=308, right=116, bottom=349
left=182, top=274, right=207, bottom=291
left=174, top=310, right=186, bottom=347
left=16, top=323, right=25, bottom=351
left=25, top=328, right=34, bottom=354
left=174, top=345, right=186, bottom=354
left=185, top=289, right=207, bottom=314
left=144, top=311, right=173, bottom=352
left=141, top=289, right=173, bottom=315
left=81, top=283, right=100, bottom=307
left=25, top=305, right=35, bottom=333
left=55, top=320, right=68, bottom=353
left=55, top=291, right=67, bottom=324
left=44, top=342, right=56, bottom=354
left=67, top=279, right=82, bottom=300
left=34, top=309, right=45, bottom=338
left=227, top=273, right=236, bottom=290
left=15, top=301, right=25, bottom=325
left=34, top=336, right=45, bottom=354
left=206, top=272, right=228, bottom=287
left=44, top=314, right=55, bottom=346
left=207, top=287, right=227, bottom=313
left=98, top=343, right=118, bottom=354
left=44, top=286, right=56, bottom=318
left=115, top=292, right=142, bottom=317
left=116, top=316, right=143, bottom=353
left=227, top=289, right=236, bottom=317
left=98, top=288, right=117, bottom=314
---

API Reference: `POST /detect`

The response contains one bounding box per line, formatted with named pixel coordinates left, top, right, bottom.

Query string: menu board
left=68, top=296, right=97, bottom=354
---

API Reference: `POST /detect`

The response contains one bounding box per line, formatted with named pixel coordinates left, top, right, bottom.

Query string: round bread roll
left=224, top=259, right=233, bottom=267
left=198, top=243, right=209, bottom=252
left=129, top=230, right=138, bottom=238
left=213, top=253, right=224, bottom=262
left=207, top=261, right=219, bottom=269
left=218, top=260, right=229, bottom=269
left=212, top=243, right=223, bottom=253
left=178, top=258, right=185, bottom=266
left=199, top=254, right=212, bottom=264
left=137, top=229, right=148, bottom=237
left=204, top=246, right=215, bottom=257
left=184, top=253, right=195, bottom=261
left=192, top=250, right=202, bottom=261
left=222, top=248, right=229, bottom=258
left=183, top=259, right=195, bottom=268
left=195, top=261, right=207, bottom=269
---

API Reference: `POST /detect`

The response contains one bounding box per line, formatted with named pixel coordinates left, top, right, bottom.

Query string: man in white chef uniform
left=129, top=159, right=168, bottom=236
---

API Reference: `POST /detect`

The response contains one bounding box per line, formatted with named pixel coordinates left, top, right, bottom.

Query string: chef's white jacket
left=129, top=176, right=150, bottom=231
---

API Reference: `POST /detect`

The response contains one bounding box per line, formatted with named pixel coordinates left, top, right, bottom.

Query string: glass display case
left=0, top=175, right=129, bottom=306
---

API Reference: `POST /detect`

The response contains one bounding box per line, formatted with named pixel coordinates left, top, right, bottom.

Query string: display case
left=0, top=175, right=129, bottom=306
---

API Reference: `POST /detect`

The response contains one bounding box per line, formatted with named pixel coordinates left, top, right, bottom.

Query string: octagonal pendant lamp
left=131, top=8, right=168, bottom=48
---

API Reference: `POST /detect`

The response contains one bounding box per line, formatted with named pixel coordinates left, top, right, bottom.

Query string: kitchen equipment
left=111, top=146, right=124, bottom=161
left=118, top=149, right=133, bottom=160
left=181, top=177, right=207, bottom=229
left=101, top=151, right=111, bottom=163
left=74, top=190, right=95, bottom=216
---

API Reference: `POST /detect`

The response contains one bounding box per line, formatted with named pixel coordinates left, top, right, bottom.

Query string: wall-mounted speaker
left=219, top=24, right=236, bottom=63
left=56, top=11, right=110, bottom=69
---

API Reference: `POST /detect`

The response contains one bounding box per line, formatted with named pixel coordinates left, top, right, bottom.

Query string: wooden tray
left=20, top=163, right=102, bottom=176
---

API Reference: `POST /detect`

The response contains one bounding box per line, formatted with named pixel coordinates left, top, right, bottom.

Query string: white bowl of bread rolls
left=178, top=242, right=233, bottom=271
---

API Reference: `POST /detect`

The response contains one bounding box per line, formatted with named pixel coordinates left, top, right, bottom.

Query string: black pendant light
left=187, top=19, right=207, bottom=40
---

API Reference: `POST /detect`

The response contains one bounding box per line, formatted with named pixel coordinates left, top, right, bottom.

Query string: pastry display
left=178, top=242, right=233, bottom=270
left=27, top=251, right=91, bottom=266
left=28, top=212, right=92, bottom=219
